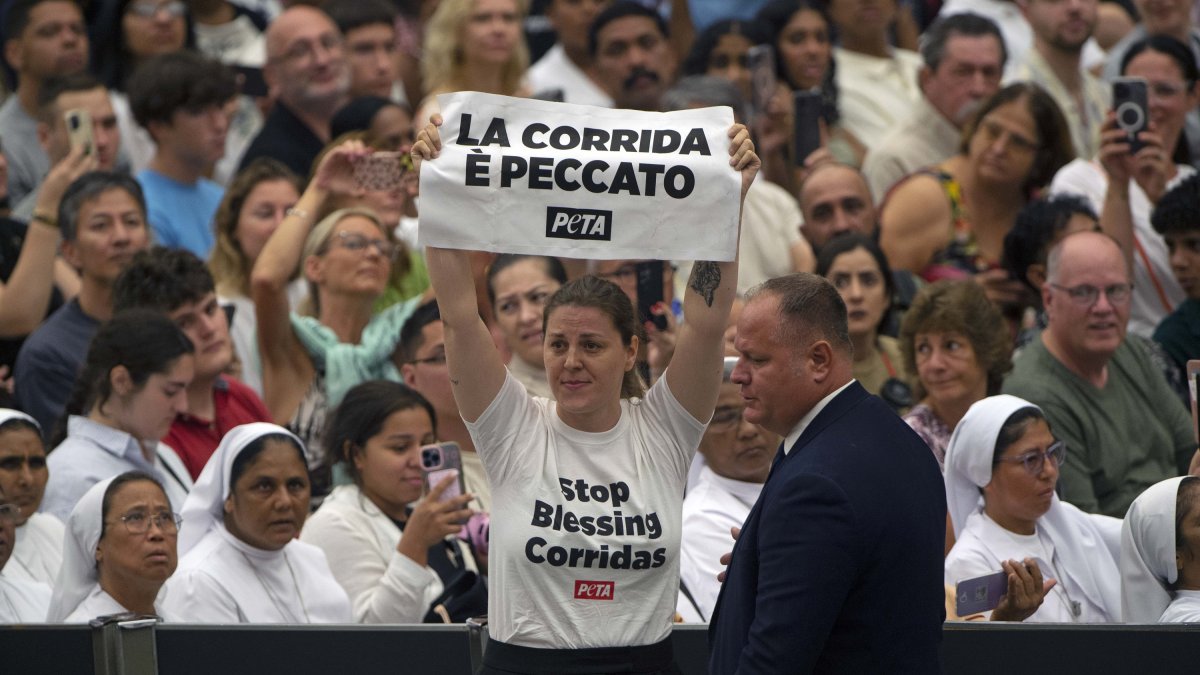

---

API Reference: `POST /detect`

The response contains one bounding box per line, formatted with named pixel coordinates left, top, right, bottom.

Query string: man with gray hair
left=237, top=4, right=350, bottom=177
left=862, top=13, right=1006, bottom=201
left=13, top=172, right=150, bottom=433
left=1003, top=231, right=1200, bottom=517
left=663, top=75, right=813, bottom=293
left=710, top=273, right=944, bottom=672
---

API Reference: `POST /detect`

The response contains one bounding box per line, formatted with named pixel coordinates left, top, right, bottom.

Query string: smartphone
left=955, top=570, right=1007, bottom=616
left=1112, top=77, right=1149, bottom=154
left=421, top=442, right=466, bottom=508
left=792, top=90, right=823, bottom=166
left=1187, top=360, right=1200, bottom=444
left=64, top=108, right=94, bottom=157
left=353, top=152, right=412, bottom=192
left=635, top=260, right=667, bottom=331
left=232, top=65, right=268, bottom=98
left=747, top=44, right=776, bottom=126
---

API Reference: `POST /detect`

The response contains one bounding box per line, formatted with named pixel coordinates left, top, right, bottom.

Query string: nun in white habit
left=0, top=410, right=64, bottom=586
left=1121, top=476, right=1200, bottom=622
left=47, top=474, right=179, bottom=622
left=162, top=423, right=351, bottom=623
left=0, top=478, right=51, bottom=622
left=944, top=395, right=1123, bottom=622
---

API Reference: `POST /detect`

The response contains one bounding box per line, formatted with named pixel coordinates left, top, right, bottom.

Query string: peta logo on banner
left=574, top=580, right=615, bottom=600
left=546, top=207, right=612, bottom=241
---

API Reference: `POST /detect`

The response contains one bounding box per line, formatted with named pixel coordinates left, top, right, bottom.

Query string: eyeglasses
left=1049, top=282, right=1133, bottom=307
left=127, top=0, right=186, bottom=18
left=114, top=510, right=182, bottom=535
left=994, top=440, right=1065, bottom=476
left=709, top=405, right=748, bottom=431
left=335, top=231, right=397, bottom=260
left=410, top=351, right=447, bottom=366
left=280, top=33, right=344, bottom=65
left=1146, top=80, right=1192, bottom=99
left=594, top=263, right=677, bottom=284
left=0, top=504, right=19, bottom=524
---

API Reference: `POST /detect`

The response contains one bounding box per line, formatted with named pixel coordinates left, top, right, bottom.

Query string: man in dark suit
left=709, top=273, right=945, bottom=674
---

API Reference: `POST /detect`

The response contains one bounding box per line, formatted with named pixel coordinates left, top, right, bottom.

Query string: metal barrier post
left=466, top=616, right=488, bottom=674
left=90, top=614, right=159, bottom=675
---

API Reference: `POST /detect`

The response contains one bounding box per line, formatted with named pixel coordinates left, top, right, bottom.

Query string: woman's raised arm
left=666, top=124, right=760, bottom=422
left=414, top=117, right=507, bottom=422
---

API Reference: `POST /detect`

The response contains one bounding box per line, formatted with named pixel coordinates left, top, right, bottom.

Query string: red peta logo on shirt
left=574, top=580, right=615, bottom=600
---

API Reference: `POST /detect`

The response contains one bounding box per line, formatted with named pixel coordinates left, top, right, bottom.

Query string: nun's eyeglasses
left=994, top=441, right=1065, bottom=476
left=116, top=510, right=182, bottom=535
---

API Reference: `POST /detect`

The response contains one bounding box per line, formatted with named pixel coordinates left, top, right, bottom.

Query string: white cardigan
left=301, top=484, right=478, bottom=623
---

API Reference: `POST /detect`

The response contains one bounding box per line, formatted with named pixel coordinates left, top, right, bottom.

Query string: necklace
left=1042, top=548, right=1082, bottom=621
left=239, top=549, right=312, bottom=623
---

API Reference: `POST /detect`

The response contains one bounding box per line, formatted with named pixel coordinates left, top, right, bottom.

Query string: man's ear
left=1026, top=263, right=1047, bottom=291
left=808, top=340, right=834, bottom=381
left=61, top=237, right=82, bottom=270
left=918, top=65, right=932, bottom=93
left=4, top=39, right=23, bottom=73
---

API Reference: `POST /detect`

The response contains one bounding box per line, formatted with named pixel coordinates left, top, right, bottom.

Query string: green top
left=1002, top=335, right=1195, bottom=517
left=1152, top=297, right=1200, bottom=374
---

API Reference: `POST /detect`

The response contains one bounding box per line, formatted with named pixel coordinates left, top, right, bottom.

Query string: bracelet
left=30, top=210, right=59, bottom=229
left=285, top=207, right=309, bottom=219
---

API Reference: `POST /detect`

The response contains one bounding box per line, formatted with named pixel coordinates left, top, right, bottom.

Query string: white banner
left=417, top=92, right=740, bottom=261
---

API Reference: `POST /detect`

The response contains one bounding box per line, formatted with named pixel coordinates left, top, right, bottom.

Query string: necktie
left=766, top=441, right=786, bottom=481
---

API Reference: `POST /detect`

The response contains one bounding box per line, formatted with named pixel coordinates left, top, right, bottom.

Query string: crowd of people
left=3, top=0, right=1200, bottom=671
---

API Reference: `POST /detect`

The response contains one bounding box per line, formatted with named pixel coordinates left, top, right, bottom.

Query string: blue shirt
left=13, top=299, right=98, bottom=435
left=42, top=416, right=193, bottom=521
left=136, top=169, right=224, bottom=259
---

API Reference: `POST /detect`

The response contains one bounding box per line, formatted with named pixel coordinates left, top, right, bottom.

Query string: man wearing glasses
left=1004, top=230, right=1200, bottom=517
left=238, top=4, right=350, bottom=178
left=676, top=358, right=777, bottom=623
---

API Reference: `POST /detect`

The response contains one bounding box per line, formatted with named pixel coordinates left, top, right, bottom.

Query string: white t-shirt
left=466, top=373, right=705, bottom=648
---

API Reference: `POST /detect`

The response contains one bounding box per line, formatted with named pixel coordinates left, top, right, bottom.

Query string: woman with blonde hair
left=414, top=0, right=531, bottom=127
left=250, top=141, right=420, bottom=497
left=209, top=158, right=305, bottom=397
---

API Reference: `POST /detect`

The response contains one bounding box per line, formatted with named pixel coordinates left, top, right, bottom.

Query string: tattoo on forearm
left=450, top=378, right=460, bottom=386
left=689, top=261, right=721, bottom=307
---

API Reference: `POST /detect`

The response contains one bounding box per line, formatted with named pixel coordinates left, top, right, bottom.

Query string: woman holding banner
left=414, top=115, right=758, bottom=673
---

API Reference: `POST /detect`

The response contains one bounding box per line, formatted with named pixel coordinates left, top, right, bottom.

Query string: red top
left=165, top=376, right=272, bottom=479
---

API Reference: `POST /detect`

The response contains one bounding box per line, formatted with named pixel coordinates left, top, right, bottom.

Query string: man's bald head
left=798, top=163, right=878, bottom=251
left=264, top=5, right=350, bottom=112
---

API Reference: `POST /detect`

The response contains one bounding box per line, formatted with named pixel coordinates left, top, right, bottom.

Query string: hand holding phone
left=1112, top=77, right=1149, bottom=154
left=352, top=151, right=413, bottom=191
left=64, top=108, right=94, bottom=157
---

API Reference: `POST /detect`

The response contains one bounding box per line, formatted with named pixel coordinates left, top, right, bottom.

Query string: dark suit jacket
left=708, top=382, right=945, bottom=674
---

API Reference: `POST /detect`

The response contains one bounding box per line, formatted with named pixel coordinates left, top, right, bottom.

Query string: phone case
left=64, top=108, right=94, bottom=156
left=635, top=261, right=666, bottom=331
left=955, top=571, right=1007, bottom=616
left=747, top=45, right=777, bottom=123
left=421, top=442, right=465, bottom=503
left=792, top=91, right=823, bottom=166
left=353, top=152, right=408, bottom=192
left=1112, top=77, right=1149, bottom=154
